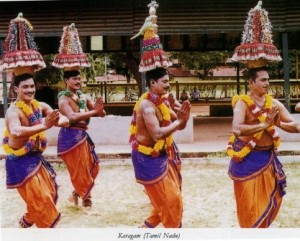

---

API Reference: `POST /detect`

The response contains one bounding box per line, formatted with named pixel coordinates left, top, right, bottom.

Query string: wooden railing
left=85, top=80, right=300, bottom=107
left=1, top=80, right=298, bottom=117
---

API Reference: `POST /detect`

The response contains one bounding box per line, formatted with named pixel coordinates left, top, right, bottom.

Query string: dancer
left=129, top=67, right=191, bottom=227
left=53, top=23, right=105, bottom=212
left=1, top=13, right=68, bottom=228
left=227, top=1, right=300, bottom=228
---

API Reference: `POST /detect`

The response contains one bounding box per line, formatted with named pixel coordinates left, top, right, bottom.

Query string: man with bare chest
left=129, top=68, right=191, bottom=228
left=227, top=67, right=300, bottom=227
left=57, top=70, right=105, bottom=213
left=3, top=73, right=69, bottom=228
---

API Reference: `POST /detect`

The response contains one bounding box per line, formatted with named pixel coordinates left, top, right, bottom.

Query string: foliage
left=33, top=54, right=62, bottom=85
left=32, top=52, right=141, bottom=91
left=169, top=51, right=230, bottom=79
left=253, top=50, right=300, bottom=79
left=108, top=52, right=130, bottom=79
left=287, top=49, right=300, bottom=79
left=33, top=50, right=299, bottom=87
left=107, top=52, right=141, bottom=92
left=108, top=52, right=140, bottom=81
left=33, top=53, right=109, bottom=85
left=170, top=50, right=300, bottom=80
left=80, top=53, right=107, bottom=81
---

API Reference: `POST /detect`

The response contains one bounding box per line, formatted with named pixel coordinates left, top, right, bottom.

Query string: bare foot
left=81, top=196, right=99, bottom=215
left=68, top=191, right=79, bottom=206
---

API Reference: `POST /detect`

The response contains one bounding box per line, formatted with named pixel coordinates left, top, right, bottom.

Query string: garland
left=227, top=94, right=280, bottom=162
left=129, top=92, right=173, bottom=157
left=2, top=99, right=47, bottom=156
left=58, top=90, right=86, bottom=111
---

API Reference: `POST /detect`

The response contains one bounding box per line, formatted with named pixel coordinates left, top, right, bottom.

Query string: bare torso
left=6, top=103, right=41, bottom=150
left=239, top=100, right=278, bottom=147
left=135, top=98, right=179, bottom=146
left=135, top=100, right=163, bottom=146
left=59, top=94, right=91, bottom=125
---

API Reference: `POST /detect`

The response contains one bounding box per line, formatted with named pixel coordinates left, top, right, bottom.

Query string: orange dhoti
left=60, top=140, right=99, bottom=199
left=58, top=127, right=99, bottom=200
left=143, top=160, right=182, bottom=228
left=228, top=140, right=286, bottom=228
left=131, top=143, right=182, bottom=228
left=233, top=164, right=283, bottom=228
left=6, top=152, right=60, bottom=228
left=18, top=165, right=61, bottom=228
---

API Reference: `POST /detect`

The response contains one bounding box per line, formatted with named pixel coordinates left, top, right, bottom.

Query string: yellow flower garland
left=2, top=99, right=47, bottom=156
left=227, top=94, right=280, bottom=162
left=129, top=92, right=173, bottom=156
left=16, top=99, right=40, bottom=117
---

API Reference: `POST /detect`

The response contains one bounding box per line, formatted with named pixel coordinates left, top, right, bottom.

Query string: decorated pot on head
left=52, top=23, right=90, bottom=71
left=131, top=0, right=172, bottom=72
left=230, top=1, right=282, bottom=68
left=0, top=12, right=46, bottom=76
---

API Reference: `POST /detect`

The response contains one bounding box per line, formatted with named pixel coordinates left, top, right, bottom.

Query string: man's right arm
left=58, top=96, right=98, bottom=123
left=143, top=107, right=183, bottom=141
left=232, top=100, right=267, bottom=136
left=6, top=108, right=56, bottom=139
left=232, top=100, right=278, bottom=136
left=143, top=101, right=190, bottom=141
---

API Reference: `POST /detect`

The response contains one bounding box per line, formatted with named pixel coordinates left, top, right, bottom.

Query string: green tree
left=80, top=53, right=107, bottom=82
left=33, top=54, right=62, bottom=85
left=107, top=52, right=141, bottom=92
left=288, top=49, right=300, bottom=79
left=265, top=50, right=300, bottom=79
left=169, top=51, right=230, bottom=79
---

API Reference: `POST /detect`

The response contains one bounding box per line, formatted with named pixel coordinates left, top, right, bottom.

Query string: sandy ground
left=1, top=157, right=300, bottom=228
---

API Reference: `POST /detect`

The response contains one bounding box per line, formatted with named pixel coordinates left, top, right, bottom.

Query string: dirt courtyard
left=1, top=157, right=300, bottom=229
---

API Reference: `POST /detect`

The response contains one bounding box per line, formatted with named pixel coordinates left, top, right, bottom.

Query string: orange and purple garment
left=228, top=139, right=286, bottom=228
left=131, top=143, right=183, bottom=228
left=6, top=152, right=60, bottom=228
left=57, top=125, right=99, bottom=199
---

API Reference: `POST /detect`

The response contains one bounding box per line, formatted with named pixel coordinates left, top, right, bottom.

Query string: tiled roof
left=167, top=66, right=197, bottom=77
left=95, top=74, right=128, bottom=82
left=212, top=66, right=244, bottom=77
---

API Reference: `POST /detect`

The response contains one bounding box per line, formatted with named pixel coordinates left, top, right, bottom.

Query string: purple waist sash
left=57, top=127, right=98, bottom=162
left=57, top=127, right=87, bottom=154
left=6, top=151, right=56, bottom=188
left=228, top=145, right=272, bottom=180
left=228, top=139, right=286, bottom=196
left=131, top=149, right=168, bottom=185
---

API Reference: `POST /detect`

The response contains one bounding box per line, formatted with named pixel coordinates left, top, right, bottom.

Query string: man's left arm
left=176, top=101, right=191, bottom=130
left=275, top=100, right=300, bottom=133
left=86, top=95, right=106, bottom=117
left=168, top=93, right=191, bottom=129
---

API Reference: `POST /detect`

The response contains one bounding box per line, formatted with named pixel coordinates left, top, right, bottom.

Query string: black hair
left=145, top=67, right=168, bottom=87
left=13, top=73, right=34, bottom=87
left=63, top=70, right=80, bottom=79
left=245, top=66, right=269, bottom=82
